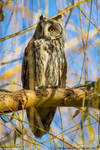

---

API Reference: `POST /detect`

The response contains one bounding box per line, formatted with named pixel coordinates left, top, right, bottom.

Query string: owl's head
left=34, top=15, right=65, bottom=40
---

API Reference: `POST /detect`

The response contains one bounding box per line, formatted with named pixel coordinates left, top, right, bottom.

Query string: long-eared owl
left=21, top=15, right=67, bottom=138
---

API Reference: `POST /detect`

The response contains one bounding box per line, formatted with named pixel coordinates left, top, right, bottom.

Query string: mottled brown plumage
left=21, top=15, right=67, bottom=138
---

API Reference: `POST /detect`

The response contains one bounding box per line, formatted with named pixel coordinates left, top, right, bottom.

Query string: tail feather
left=26, top=107, right=56, bottom=138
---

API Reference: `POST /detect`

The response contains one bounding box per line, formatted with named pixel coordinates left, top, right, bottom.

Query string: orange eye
left=49, top=26, right=55, bottom=32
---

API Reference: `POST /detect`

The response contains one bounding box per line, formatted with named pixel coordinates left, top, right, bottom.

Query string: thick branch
left=0, top=88, right=99, bottom=113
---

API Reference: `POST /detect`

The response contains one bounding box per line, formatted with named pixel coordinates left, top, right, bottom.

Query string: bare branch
left=0, top=87, right=99, bottom=113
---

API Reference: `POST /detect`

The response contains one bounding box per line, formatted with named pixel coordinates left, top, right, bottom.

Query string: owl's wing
left=21, top=36, right=35, bottom=89
left=21, top=45, right=29, bottom=89
left=60, top=53, right=67, bottom=88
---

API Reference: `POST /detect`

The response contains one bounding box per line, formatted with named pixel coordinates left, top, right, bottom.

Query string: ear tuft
left=40, top=15, right=47, bottom=22
left=40, top=15, right=44, bottom=20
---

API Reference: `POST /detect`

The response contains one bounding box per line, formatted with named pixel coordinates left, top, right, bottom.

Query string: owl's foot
left=35, top=88, right=49, bottom=97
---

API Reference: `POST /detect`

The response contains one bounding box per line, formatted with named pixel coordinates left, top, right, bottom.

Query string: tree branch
left=0, top=87, right=99, bottom=113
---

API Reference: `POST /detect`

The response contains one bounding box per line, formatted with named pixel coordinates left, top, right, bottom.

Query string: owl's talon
left=35, top=89, right=48, bottom=97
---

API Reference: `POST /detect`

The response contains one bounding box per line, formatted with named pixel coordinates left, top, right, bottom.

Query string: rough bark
left=0, top=87, right=99, bottom=113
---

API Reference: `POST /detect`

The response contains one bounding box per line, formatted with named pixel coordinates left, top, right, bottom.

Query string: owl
left=21, top=15, right=67, bottom=138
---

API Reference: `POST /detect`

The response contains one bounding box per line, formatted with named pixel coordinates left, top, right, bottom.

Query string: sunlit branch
left=0, top=83, right=99, bottom=113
